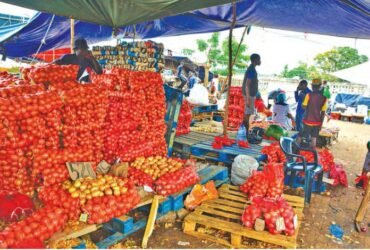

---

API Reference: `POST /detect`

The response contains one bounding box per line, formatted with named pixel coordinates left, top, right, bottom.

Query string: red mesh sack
left=0, top=191, right=34, bottom=222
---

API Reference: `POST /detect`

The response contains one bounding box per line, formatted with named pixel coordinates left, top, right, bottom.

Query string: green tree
left=281, top=62, right=320, bottom=80
left=185, top=32, right=249, bottom=76
left=181, top=48, right=195, bottom=56
left=281, top=64, right=289, bottom=78
left=314, top=46, right=368, bottom=73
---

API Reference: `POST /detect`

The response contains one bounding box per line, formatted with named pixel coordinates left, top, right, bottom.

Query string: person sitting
left=272, top=92, right=295, bottom=130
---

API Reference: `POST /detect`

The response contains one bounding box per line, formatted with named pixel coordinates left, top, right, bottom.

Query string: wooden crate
left=183, top=184, right=304, bottom=249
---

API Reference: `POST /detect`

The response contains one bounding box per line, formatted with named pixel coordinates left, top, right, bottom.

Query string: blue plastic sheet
left=2, top=0, right=370, bottom=58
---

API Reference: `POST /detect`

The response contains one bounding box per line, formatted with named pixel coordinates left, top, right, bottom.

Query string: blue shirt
left=188, top=76, right=197, bottom=89
left=295, top=87, right=311, bottom=113
left=242, top=64, right=258, bottom=97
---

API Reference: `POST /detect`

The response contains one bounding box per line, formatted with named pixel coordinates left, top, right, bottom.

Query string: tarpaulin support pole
left=70, top=18, right=75, bottom=53
left=223, top=2, right=237, bottom=136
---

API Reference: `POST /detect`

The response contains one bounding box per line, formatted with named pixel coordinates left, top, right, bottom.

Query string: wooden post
left=223, top=2, right=237, bottom=136
left=204, top=63, right=210, bottom=86
left=220, top=26, right=249, bottom=94
left=70, top=18, right=75, bottom=53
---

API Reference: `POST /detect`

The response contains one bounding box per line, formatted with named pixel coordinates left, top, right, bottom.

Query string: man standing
left=295, top=80, right=311, bottom=132
left=297, top=79, right=327, bottom=148
left=54, top=38, right=102, bottom=82
left=242, top=53, right=261, bottom=134
left=177, top=61, right=187, bottom=89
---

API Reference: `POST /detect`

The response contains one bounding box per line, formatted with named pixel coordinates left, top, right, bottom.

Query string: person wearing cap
left=54, top=38, right=102, bottom=82
left=297, top=78, right=328, bottom=148
left=295, top=80, right=311, bottom=132
left=272, top=92, right=295, bottom=130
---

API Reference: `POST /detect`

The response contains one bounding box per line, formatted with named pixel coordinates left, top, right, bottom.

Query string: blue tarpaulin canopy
left=1, top=0, right=370, bottom=58
left=335, top=93, right=370, bottom=108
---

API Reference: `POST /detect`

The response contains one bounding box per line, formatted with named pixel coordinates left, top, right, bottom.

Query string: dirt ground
left=121, top=120, right=370, bottom=249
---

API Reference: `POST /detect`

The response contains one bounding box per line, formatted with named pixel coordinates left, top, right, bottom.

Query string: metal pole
left=70, top=18, right=75, bottom=53
left=223, top=2, right=237, bottom=136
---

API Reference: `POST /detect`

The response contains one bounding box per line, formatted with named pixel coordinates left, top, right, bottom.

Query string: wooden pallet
left=183, top=184, right=304, bottom=249
left=190, top=139, right=270, bottom=164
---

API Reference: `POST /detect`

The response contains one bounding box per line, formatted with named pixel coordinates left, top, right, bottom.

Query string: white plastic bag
left=186, top=84, right=209, bottom=105
left=231, top=155, right=259, bottom=185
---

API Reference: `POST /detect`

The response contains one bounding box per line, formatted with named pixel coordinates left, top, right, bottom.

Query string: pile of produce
left=93, top=41, right=165, bottom=72
left=81, top=178, right=140, bottom=224
left=261, top=143, right=286, bottom=163
left=130, top=156, right=184, bottom=180
left=0, top=205, right=68, bottom=248
left=242, top=197, right=297, bottom=236
left=0, top=71, right=29, bottom=86
left=227, top=87, right=245, bottom=130
left=129, top=156, right=199, bottom=195
left=95, top=69, right=167, bottom=163
left=0, top=63, right=175, bottom=248
left=298, top=149, right=334, bottom=172
left=26, top=65, right=79, bottom=84
left=240, top=163, right=284, bottom=199
left=62, top=174, right=130, bottom=205
left=176, top=100, right=192, bottom=135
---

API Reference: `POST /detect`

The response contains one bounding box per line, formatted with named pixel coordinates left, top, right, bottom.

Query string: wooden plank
left=200, top=202, right=245, bottom=214
left=203, top=198, right=246, bottom=209
left=185, top=213, right=298, bottom=249
left=142, top=195, right=160, bottom=248
left=218, top=192, right=248, bottom=203
left=195, top=206, right=241, bottom=220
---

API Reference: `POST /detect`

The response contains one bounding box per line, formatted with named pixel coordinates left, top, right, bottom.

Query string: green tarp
left=0, top=0, right=235, bottom=27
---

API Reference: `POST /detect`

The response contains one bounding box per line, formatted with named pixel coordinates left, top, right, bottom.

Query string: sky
left=2, top=3, right=370, bottom=75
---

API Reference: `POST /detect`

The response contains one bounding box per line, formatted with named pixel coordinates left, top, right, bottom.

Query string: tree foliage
left=181, top=48, right=195, bottom=56
left=314, top=46, right=368, bottom=73
left=281, top=46, right=368, bottom=81
left=188, top=32, right=249, bottom=75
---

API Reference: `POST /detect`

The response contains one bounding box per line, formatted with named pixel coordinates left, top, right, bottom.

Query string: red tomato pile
left=261, top=143, right=286, bottom=163
left=128, top=167, right=154, bottom=188
left=155, top=166, right=200, bottom=196
left=60, top=85, right=108, bottom=160
left=240, top=171, right=268, bottom=198
left=240, top=163, right=284, bottom=199
left=26, top=64, right=79, bottom=84
left=298, top=149, right=334, bottom=172
left=38, top=185, right=81, bottom=220
left=176, top=100, right=192, bottom=135
left=242, top=197, right=296, bottom=236
left=96, top=69, right=167, bottom=162
left=0, top=205, right=68, bottom=248
left=227, top=87, right=245, bottom=130
left=82, top=179, right=140, bottom=224
left=0, top=71, right=29, bottom=87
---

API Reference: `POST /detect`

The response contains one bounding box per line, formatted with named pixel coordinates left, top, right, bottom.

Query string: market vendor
left=53, top=38, right=103, bottom=82
left=295, top=80, right=311, bottom=132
